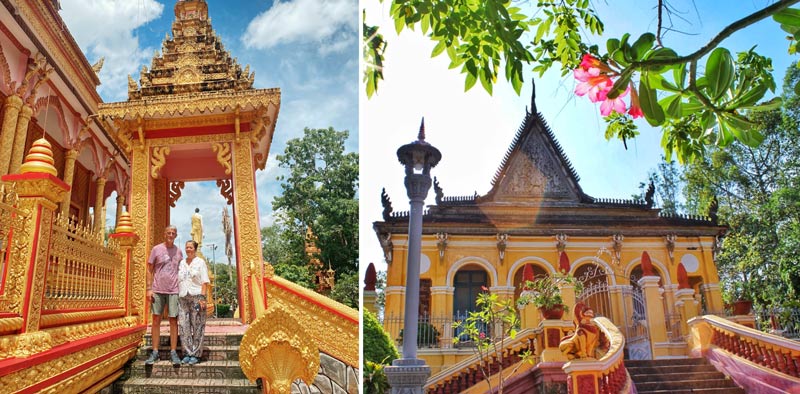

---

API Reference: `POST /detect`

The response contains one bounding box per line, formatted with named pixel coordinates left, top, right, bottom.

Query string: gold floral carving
left=0, top=42, right=13, bottom=91
left=150, top=146, right=170, bottom=179
left=0, top=332, right=141, bottom=393
left=168, top=181, right=185, bottom=207
left=216, top=178, right=233, bottom=205
left=232, top=139, right=261, bottom=322
left=0, top=182, right=30, bottom=314
left=39, top=309, right=126, bottom=331
left=98, top=88, right=280, bottom=119
left=211, top=142, right=232, bottom=175
left=43, top=316, right=135, bottom=347
left=265, top=276, right=359, bottom=367
left=129, top=146, right=149, bottom=323
left=240, top=308, right=320, bottom=394
left=0, top=330, right=52, bottom=358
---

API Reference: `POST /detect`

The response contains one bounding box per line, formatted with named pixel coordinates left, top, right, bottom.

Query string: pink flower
left=628, top=87, right=644, bottom=119
left=479, top=332, right=486, bottom=339
left=580, top=54, right=602, bottom=70
left=599, top=87, right=630, bottom=116
left=481, top=286, right=489, bottom=292
left=574, top=68, right=612, bottom=103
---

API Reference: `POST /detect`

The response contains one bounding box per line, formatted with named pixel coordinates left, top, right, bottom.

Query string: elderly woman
left=178, top=240, right=210, bottom=364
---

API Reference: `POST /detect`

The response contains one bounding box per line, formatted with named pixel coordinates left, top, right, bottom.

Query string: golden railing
left=0, top=181, right=29, bottom=334
left=240, top=264, right=359, bottom=394
left=688, top=314, right=800, bottom=392
left=43, top=214, right=123, bottom=311
left=562, top=317, right=633, bottom=394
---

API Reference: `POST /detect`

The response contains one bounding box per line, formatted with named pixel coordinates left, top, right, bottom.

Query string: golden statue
left=191, top=207, right=203, bottom=247
left=559, top=303, right=608, bottom=360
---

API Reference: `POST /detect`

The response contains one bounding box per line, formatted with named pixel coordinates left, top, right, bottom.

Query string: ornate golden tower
left=99, top=0, right=280, bottom=324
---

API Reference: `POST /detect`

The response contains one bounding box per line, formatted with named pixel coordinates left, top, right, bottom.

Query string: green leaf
left=727, top=83, right=768, bottom=109
left=631, top=33, right=656, bottom=60
left=659, top=94, right=682, bottom=118
left=647, top=73, right=680, bottom=92
left=431, top=40, right=447, bottom=57
left=674, top=62, right=687, bottom=89
left=773, top=8, right=800, bottom=27
left=465, top=72, right=477, bottom=91
left=638, top=78, right=665, bottom=126
left=606, top=38, right=620, bottom=54
left=705, top=48, right=735, bottom=100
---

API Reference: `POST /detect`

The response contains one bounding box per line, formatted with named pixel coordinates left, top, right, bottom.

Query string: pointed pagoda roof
left=126, top=0, right=254, bottom=99
left=375, top=83, right=725, bottom=238
left=99, top=0, right=280, bottom=170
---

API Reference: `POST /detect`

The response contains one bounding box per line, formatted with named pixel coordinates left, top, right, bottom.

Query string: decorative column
left=115, top=194, right=125, bottom=228
left=674, top=288, right=698, bottom=340
left=109, top=211, right=140, bottom=317
left=0, top=94, right=23, bottom=176
left=700, top=283, right=725, bottom=315
left=1, top=139, right=69, bottom=356
left=231, top=138, right=265, bottom=323
left=384, top=120, right=440, bottom=394
left=59, top=149, right=78, bottom=217
left=430, top=286, right=453, bottom=348
left=9, top=103, right=33, bottom=175
left=638, top=276, right=669, bottom=358
left=559, top=281, right=576, bottom=322
left=128, top=143, right=149, bottom=324
left=93, top=177, right=107, bottom=233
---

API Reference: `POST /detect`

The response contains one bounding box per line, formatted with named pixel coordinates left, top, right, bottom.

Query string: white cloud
left=59, top=0, right=163, bottom=101
left=241, top=0, right=356, bottom=55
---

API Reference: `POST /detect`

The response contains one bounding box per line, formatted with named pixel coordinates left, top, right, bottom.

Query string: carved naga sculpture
left=559, top=303, right=609, bottom=360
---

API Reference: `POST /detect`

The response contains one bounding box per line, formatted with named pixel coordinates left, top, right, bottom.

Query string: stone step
left=129, top=360, right=246, bottom=379
left=137, top=345, right=240, bottom=361
left=119, top=377, right=260, bottom=394
left=629, top=371, right=728, bottom=383
left=145, top=332, right=243, bottom=347
left=626, top=364, right=722, bottom=375
left=634, top=378, right=740, bottom=392
left=625, top=358, right=709, bottom=367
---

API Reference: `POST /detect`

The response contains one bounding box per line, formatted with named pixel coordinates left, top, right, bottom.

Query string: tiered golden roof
left=127, top=0, right=255, bottom=100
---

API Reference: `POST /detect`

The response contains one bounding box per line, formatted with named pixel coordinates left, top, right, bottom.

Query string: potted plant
left=518, top=274, right=581, bottom=320
left=730, top=281, right=753, bottom=315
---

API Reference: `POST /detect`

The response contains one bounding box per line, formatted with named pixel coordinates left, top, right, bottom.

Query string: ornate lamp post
left=385, top=119, right=441, bottom=394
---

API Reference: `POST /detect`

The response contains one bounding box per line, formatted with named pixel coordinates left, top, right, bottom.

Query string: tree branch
left=632, top=0, right=800, bottom=69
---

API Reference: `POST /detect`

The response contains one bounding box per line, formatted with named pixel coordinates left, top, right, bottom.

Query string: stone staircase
left=113, top=324, right=261, bottom=394
left=626, top=358, right=745, bottom=394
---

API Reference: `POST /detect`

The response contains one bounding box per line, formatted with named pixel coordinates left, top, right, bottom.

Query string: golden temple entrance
left=96, top=0, right=279, bottom=325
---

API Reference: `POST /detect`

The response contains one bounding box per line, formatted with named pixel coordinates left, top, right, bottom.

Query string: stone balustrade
left=563, top=317, right=634, bottom=394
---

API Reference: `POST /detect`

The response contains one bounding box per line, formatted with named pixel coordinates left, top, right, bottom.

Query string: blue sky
left=59, top=0, right=358, bottom=264
left=360, top=0, right=796, bottom=275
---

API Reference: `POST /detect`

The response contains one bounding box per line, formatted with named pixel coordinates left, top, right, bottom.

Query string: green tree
left=363, top=310, right=400, bottom=364
left=635, top=157, right=684, bottom=215
left=271, top=127, right=359, bottom=278
left=365, top=0, right=800, bottom=161
left=261, top=223, right=315, bottom=289
left=683, top=63, right=800, bottom=307
left=330, top=271, right=359, bottom=309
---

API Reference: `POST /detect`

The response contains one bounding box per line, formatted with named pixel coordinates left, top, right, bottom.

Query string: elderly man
left=145, top=225, right=183, bottom=366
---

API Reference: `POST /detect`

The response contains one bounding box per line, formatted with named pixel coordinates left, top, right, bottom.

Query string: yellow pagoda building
left=0, top=1, right=357, bottom=393
left=374, top=92, right=800, bottom=393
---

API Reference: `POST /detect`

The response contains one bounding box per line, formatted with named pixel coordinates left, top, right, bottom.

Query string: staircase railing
left=562, top=317, right=634, bottom=394
left=688, top=314, right=800, bottom=393
left=424, top=328, right=541, bottom=394
left=240, top=264, right=359, bottom=394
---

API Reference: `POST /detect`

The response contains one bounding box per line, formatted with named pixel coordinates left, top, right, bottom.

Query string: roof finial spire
left=530, top=79, right=537, bottom=115
left=418, top=117, right=426, bottom=142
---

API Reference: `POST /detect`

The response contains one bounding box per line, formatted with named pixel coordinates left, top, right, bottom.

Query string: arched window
left=453, top=265, right=488, bottom=314
left=512, top=263, right=548, bottom=301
